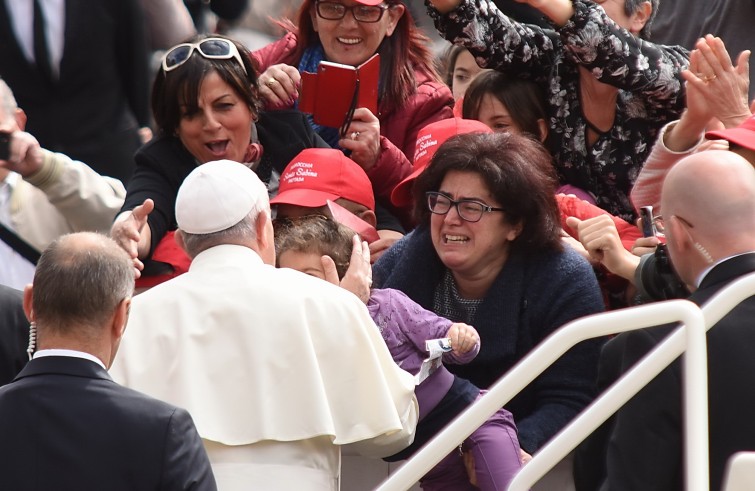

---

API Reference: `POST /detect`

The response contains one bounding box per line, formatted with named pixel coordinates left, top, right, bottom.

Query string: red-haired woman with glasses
left=251, top=0, right=454, bottom=224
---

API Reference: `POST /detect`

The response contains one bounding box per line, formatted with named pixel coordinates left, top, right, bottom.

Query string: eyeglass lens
left=427, top=193, right=485, bottom=222
left=198, top=39, right=232, bottom=56
left=317, top=2, right=385, bottom=22
left=165, top=45, right=192, bottom=68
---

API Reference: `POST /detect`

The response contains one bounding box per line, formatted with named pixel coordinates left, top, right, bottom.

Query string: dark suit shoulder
left=0, top=286, right=28, bottom=387
left=0, top=359, right=215, bottom=490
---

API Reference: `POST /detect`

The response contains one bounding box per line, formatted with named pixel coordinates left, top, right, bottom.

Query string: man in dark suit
left=0, top=232, right=216, bottom=490
left=0, top=0, right=150, bottom=184
left=572, top=150, right=755, bottom=491
left=0, top=285, right=28, bottom=386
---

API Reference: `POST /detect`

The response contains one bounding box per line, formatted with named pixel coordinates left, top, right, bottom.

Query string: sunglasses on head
left=162, top=38, right=248, bottom=75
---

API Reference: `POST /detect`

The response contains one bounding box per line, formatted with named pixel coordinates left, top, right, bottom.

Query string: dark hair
left=461, top=70, right=548, bottom=140
left=273, top=215, right=354, bottom=279
left=413, top=132, right=563, bottom=254
left=624, top=0, right=658, bottom=39
left=279, top=0, right=441, bottom=114
left=151, top=34, right=261, bottom=136
left=32, top=233, right=134, bottom=332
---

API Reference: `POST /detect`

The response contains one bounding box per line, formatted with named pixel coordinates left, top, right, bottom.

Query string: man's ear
left=112, top=297, right=131, bottom=341
left=22, top=284, right=34, bottom=323
left=629, top=1, right=652, bottom=35
left=668, top=216, right=692, bottom=251
left=255, top=210, right=276, bottom=261
left=15, top=108, right=27, bottom=131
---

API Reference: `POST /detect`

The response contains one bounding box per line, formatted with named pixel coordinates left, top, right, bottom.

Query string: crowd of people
left=2, top=0, right=755, bottom=489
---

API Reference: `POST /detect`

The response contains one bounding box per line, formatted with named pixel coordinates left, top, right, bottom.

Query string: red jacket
left=252, top=33, right=454, bottom=221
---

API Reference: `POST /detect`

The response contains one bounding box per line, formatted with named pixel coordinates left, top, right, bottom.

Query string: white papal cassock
left=111, top=244, right=418, bottom=490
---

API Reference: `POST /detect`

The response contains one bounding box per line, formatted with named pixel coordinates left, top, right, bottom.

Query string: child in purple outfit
left=274, top=215, right=522, bottom=491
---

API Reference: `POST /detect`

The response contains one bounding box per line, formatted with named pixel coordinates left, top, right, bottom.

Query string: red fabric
left=557, top=194, right=642, bottom=251
left=391, top=118, right=492, bottom=208
left=251, top=34, right=454, bottom=226
left=271, top=148, right=376, bottom=210
left=134, top=231, right=191, bottom=289
left=452, top=97, right=463, bottom=118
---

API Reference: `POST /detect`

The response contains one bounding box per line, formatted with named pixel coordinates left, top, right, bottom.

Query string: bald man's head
left=31, top=232, right=134, bottom=333
left=661, top=150, right=755, bottom=285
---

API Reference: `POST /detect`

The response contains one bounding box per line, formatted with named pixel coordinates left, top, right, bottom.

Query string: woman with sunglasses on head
left=111, top=35, right=328, bottom=281
left=251, top=0, right=454, bottom=224
left=373, top=131, right=605, bottom=462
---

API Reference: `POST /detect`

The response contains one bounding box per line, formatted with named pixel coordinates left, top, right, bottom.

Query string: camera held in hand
left=635, top=243, right=689, bottom=301
left=0, top=131, right=11, bottom=161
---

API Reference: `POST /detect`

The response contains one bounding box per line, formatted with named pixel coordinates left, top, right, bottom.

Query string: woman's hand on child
left=322, top=235, right=372, bottom=304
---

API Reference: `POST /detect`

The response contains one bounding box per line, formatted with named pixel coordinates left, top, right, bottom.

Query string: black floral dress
left=427, top=0, right=689, bottom=221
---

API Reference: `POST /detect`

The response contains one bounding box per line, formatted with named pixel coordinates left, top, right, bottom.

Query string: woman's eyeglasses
left=426, top=192, right=505, bottom=223
left=315, top=1, right=389, bottom=23
left=162, top=38, right=248, bottom=75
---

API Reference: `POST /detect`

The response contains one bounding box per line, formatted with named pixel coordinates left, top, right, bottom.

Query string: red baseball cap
left=353, top=0, right=386, bottom=6
left=391, top=118, right=492, bottom=207
left=270, top=148, right=375, bottom=211
left=705, top=115, right=755, bottom=151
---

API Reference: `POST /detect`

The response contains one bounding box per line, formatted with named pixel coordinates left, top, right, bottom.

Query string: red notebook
left=327, top=200, right=380, bottom=244
left=299, top=54, right=380, bottom=132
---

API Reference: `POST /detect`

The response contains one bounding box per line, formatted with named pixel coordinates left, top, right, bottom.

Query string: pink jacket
left=251, top=33, right=454, bottom=220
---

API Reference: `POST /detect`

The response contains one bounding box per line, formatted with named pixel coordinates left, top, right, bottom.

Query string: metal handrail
left=510, top=272, right=755, bottom=491
left=376, top=299, right=708, bottom=491
left=509, top=301, right=708, bottom=491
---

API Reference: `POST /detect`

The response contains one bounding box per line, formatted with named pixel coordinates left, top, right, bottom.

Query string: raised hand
left=110, top=198, right=154, bottom=278
left=322, top=234, right=372, bottom=303
left=0, top=131, right=44, bottom=178
left=683, top=35, right=751, bottom=129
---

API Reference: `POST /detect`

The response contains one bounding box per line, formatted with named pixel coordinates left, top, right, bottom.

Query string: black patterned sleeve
left=558, top=0, right=689, bottom=109
left=425, top=0, right=559, bottom=79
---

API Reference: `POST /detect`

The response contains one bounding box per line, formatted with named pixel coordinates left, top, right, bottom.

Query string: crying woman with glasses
left=251, top=0, right=454, bottom=227
left=111, top=35, right=329, bottom=283
left=373, top=131, right=606, bottom=462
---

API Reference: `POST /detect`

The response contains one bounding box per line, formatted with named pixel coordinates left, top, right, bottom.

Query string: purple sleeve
left=368, top=288, right=479, bottom=369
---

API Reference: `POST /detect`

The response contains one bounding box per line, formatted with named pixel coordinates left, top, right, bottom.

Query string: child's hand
left=446, top=323, right=480, bottom=354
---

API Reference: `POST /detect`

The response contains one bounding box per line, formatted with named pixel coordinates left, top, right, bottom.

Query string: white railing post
left=377, top=271, right=755, bottom=491
left=507, top=301, right=708, bottom=491
left=376, top=300, right=706, bottom=491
